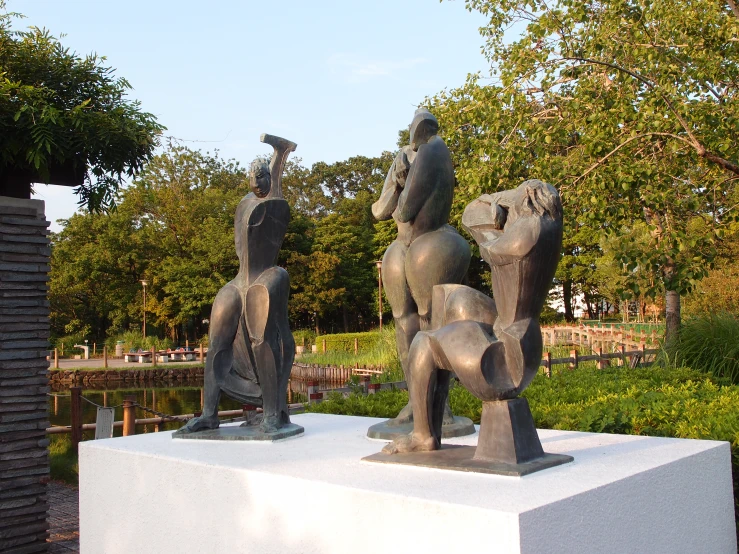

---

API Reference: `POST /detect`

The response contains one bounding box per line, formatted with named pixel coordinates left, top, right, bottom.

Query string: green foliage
left=50, top=146, right=247, bottom=345
left=0, top=4, right=164, bottom=210
left=685, top=224, right=739, bottom=316
left=303, top=325, right=403, bottom=380
left=306, top=387, right=408, bottom=419
left=315, top=330, right=382, bottom=353
left=49, top=435, right=78, bottom=485
left=292, top=329, right=316, bottom=347
left=665, top=313, right=739, bottom=384
left=52, top=333, right=89, bottom=353
left=436, top=0, right=739, bottom=327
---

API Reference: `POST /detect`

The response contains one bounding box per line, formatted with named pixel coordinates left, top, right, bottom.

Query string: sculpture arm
left=479, top=217, right=539, bottom=266
left=396, top=144, right=432, bottom=223
left=372, top=159, right=402, bottom=220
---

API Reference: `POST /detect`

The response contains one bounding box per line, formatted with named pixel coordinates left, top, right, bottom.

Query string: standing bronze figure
left=174, top=134, right=303, bottom=441
left=366, top=180, right=573, bottom=475
left=368, top=108, right=474, bottom=439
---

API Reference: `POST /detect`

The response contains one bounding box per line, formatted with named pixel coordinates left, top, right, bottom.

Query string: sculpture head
left=409, top=108, right=439, bottom=151
left=491, top=180, right=562, bottom=230
left=249, top=158, right=271, bottom=198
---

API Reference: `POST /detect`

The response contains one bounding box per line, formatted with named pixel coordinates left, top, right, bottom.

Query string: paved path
left=48, top=481, right=79, bottom=553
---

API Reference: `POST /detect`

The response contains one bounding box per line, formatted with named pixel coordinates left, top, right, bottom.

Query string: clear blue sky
left=11, top=0, right=491, bottom=230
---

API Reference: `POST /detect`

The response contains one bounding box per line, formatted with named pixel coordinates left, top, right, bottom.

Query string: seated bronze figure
left=175, top=134, right=302, bottom=440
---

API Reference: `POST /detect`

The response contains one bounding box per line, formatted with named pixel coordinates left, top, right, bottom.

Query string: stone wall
left=0, top=197, right=51, bottom=553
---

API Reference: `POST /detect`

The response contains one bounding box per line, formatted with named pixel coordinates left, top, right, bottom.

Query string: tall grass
left=299, top=324, right=403, bottom=381
left=664, top=312, right=739, bottom=384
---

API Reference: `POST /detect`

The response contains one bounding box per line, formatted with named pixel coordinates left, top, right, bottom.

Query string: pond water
left=48, top=378, right=338, bottom=437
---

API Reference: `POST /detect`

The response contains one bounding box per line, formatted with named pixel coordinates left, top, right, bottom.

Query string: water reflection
left=48, top=377, right=343, bottom=437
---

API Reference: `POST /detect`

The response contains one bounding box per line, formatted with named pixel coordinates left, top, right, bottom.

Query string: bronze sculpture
left=368, top=108, right=474, bottom=439
left=366, top=180, right=573, bottom=475
left=174, top=134, right=303, bottom=441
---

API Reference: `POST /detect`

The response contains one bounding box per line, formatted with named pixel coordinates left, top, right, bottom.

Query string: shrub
left=52, top=333, right=89, bottom=355
left=315, top=330, right=382, bottom=354
left=293, top=329, right=316, bottom=348
left=303, top=325, right=403, bottom=380
left=664, top=313, right=739, bottom=384
left=105, top=331, right=175, bottom=353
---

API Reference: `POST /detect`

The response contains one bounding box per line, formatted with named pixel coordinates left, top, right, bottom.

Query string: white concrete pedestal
left=79, top=413, right=736, bottom=554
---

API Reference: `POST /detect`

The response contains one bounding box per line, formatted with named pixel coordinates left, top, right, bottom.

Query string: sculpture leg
left=246, top=268, right=294, bottom=432
left=177, top=285, right=241, bottom=433
left=382, top=332, right=442, bottom=454
left=382, top=240, right=419, bottom=424
left=252, top=341, right=283, bottom=431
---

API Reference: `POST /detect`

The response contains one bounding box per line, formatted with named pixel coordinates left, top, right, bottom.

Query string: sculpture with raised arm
left=174, top=134, right=303, bottom=441
left=368, top=108, right=474, bottom=439
left=367, top=180, right=573, bottom=475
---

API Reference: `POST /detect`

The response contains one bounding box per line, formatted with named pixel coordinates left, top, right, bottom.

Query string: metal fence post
left=103, top=346, right=108, bottom=368
left=54, top=348, right=59, bottom=369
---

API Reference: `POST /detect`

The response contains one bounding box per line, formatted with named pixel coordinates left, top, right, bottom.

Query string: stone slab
left=366, top=415, right=475, bottom=440
left=363, top=444, right=573, bottom=476
left=172, top=422, right=304, bottom=442
left=80, top=413, right=736, bottom=554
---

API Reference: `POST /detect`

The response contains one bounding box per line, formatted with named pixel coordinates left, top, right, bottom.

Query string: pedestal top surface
left=81, top=413, right=727, bottom=514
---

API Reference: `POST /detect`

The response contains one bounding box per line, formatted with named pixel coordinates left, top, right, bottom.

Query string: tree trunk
left=342, top=304, right=349, bottom=333
left=665, top=290, right=680, bottom=344
left=563, top=280, right=574, bottom=322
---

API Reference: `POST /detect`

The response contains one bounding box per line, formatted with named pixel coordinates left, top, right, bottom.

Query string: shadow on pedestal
left=367, top=416, right=475, bottom=441
left=172, top=422, right=304, bottom=442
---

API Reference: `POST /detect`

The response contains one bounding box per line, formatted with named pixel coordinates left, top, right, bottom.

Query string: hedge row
left=314, top=331, right=382, bottom=353
left=307, top=366, right=739, bottom=532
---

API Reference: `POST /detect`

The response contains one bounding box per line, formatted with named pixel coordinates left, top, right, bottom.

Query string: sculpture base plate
left=171, top=423, right=304, bottom=442
left=362, top=444, right=573, bottom=477
left=366, top=416, right=475, bottom=440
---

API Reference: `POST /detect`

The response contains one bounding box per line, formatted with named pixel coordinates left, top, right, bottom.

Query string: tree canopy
left=431, top=0, right=739, bottom=337
left=0, top=4, right=163, bottom=210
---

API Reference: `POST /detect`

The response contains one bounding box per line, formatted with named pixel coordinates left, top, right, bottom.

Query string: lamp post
left=141, top=279, right=148, bottom=340
left=374, top=260, right=383, bottom=331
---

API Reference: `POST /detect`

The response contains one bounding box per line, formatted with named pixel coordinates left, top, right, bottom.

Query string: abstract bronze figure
left=368, top=108, right=474, bottom=440
left=366, top=180, right=573, bottom=475
left=174, top=134, right=303, bottom=441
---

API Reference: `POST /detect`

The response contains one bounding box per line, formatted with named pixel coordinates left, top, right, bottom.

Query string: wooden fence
left=290, top=362, right=384, bottom=382
left=542, top=324, right=660, bottom=350
left=49, top=344, right=658, bottom=449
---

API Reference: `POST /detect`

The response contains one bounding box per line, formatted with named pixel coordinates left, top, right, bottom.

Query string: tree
left=0, top=5, right=163, bottom=210
left=49, top=146, right=248, bottom=344
left=283, top=154, right=394, bottom=332
left=447, top=0, right=739, bottom=340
